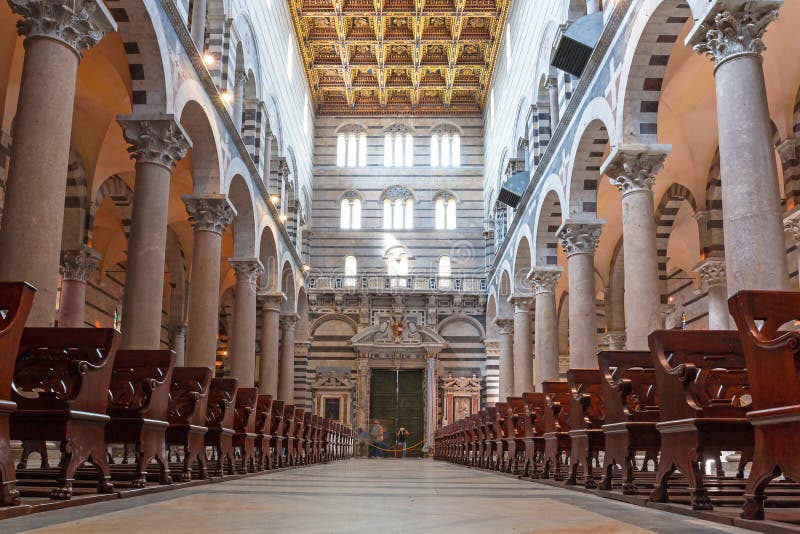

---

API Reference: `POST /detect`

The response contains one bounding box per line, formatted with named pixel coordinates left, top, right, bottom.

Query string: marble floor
left=2, top=459, right=748, bottom=533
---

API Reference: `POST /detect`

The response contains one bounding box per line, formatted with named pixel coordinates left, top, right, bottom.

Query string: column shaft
left=259, top=296, right=282, bottom=395
left=547, top=79, right=560, bottom=126
left=424, top=354, right=437, bottom=454
left=511, top=300, right=533, bottom=394
left=190, top=0, right=208, bottom=51
left=567, top=252, right=598, bottom=368
left=530, top=268, right=562, bottom=389
left=495, top=319, right=514, bottom=401
left=171, top=325, right=187, bottom=367
left=228, top=259, right=262, bottom=388
left=278, top=316, right=296, bottom=402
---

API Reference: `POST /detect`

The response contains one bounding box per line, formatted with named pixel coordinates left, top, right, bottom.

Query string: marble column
left=118, top=117, right=191, bottom=349
left=278, top=314, right=297, bottom=402
left=232, top=71, right=248, bottom=133
left=0, top=1, right=115, bottom=326
left=190, top=0, right=207, bottom=52
left=228, top=258, right=263, bottom=388
left=483, top=339, right=501, bottom=405
left=602, top=147, right=669, bottom=350
left=546, top=78, right=560, bottom=126
left=586, top=0, right=600, bottom=14
left=58, top=246, right=101, bottom=327
left=494, top=317, right=515, bottom=401
left=170, top=324, right=187, bottom=367
left=184, top=195, right=236, bottom=369
left=423, top=349, right=439, bottom=455
left=263, top=131, right=274, bottom=179
left=602, top=332, right=627, bottom=351
left=529, top=268, right=562, bottom=389
left=690, top=3, right=788, bottom=295
left=509, top=297, right=534, bottom=395
left=694, top=259, right=730, bottom=329
left=258, top=292, right=284, bottom=395
left=558, top=220, right=603, bottom=368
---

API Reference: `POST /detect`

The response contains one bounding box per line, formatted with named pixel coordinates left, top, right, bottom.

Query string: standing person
left=369, top=419, right=383, bottom=459
left=396, top=427, right=410, bottom=458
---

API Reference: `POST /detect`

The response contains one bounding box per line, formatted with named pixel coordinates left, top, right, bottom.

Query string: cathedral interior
left=0, top=0, right=800, bottom=532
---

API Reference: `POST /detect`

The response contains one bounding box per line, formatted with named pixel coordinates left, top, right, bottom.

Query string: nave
left=0, top=459, right=747, bottom=534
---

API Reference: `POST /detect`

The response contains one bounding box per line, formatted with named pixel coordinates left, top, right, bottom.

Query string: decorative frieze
left=9, top=0, right=117, bottom=58
left=557, top=221, right=604, bottom=257
left=117, top=116, right=191, bottom=169
left=183, top=195, right=236, bottom=234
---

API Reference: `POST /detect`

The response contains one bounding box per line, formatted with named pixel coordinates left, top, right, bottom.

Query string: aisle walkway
left=3, top=459, right=747, bottom=533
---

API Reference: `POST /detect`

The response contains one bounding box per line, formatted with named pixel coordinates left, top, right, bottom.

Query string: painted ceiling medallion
left=287, top=0, right=511, bottom=116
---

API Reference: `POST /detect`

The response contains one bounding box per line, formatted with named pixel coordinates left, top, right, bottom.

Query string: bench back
left=598, top=350, right=658, bottom=425
left=233, top=387, right=259, bottom=434
left=0, top=282, right=35, bottom=401
left=168, top=367, right=213, bottom=426
left=108, top=350, right=175, bottom=421
left=542, top=381, right=570, bottom=434
left=648, top=329, right=749, bottom=421
left=522, top=392, right=547, bottom=436
left=13, top=327, right=120, bottom=413
left=506, top=397, right=527, bottom=437
left=255, top=394, right=273, bottom=434
left=566, top=369, right=604, bottom=431
left=729, top=290, right=800, bottom=411
left=206, top=377, right=239, bottom=430
left=283, top=404, right=296, bottom=436
left=270, top=400, right=285, bottom=436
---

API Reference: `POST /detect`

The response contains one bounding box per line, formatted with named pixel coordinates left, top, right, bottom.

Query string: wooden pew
left=281, top=404, right=296, bottom=467
left=520, top=392, right=547, bottom=479
left=303, top=412, right=315, bottom=464
left=729, top=290, right=800, bottom=520
left=541, top=381, right=571, bottom=481
left=648, top=329, right=752, bottom=510
left=232, top=387, right=258, bottom=473
left=501, top=399, right=525, bottom=474
left=467, top=414, right=480, bottom=467
left=320, top=418, right=329, bottom=462
left=253, top=394, right=272, bottom=470
left=0, top=282, right=35, bottom=506
left=205, top=378, right=239, bottom=476
left=268, top=400, right=284, bottom=468
left=165, top=367, right=213, bottom=481
left=106, top=349, right=175, bottom=487
left=565, top=369, right=605, bottom=488
left=12, top=328, right=120, bottom=499
left=292, top=408, right=305, bottom=466
left=597, top=350, right=660, bottom=495
left=486, top=405, right=503, bottom=470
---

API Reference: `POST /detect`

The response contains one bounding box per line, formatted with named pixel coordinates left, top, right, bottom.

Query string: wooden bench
left=253, top=394, right=273, bottom=470
left=730, top=290, right=800, bottom=520
left=648, top=329, right=752, bottom=510
left=106, top=349, right=175, bottom=487
left=12, top=328, right=120, bottom=499
left=303, top=412, right=315, bottom=464
left=0, top=282, right=35, bottom=506
left=205, top=378, right=239, bottom=476
left=291, top=408, right=305, bottom=466
left=520, top=392, right=548, bottom=479
left=165, top=367, right=213, bottom=481
left=597, top=350, right=660, bottom=495
left=500, top=399, right=525, bottom=474
left=280, top=404, right=296, bottom=467
left=486, top=405, right=503, bottom=470
left=566, top=369, right=605, bottom=489
left=268, top=400, right=284, bottom=467
left=541, top=381, right=571, bottom=481
left=232, top=387, right=258, bottom=473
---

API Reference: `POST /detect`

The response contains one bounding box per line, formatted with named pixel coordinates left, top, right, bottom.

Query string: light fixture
left=270, top=194, right=280, bottom=205
left=220, top=91, right=233, bottom=103
left=202, top=52, right=215, bottom=67
left=279, top=214, right=288, bottom=223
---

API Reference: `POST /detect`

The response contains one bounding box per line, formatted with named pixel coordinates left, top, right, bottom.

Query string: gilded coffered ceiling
left=288, top=0, right=511, bottom=116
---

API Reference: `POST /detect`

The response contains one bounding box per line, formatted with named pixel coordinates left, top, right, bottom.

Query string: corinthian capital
left=528, top=267, right=562, bottom=295
left=494, top=317, right=514, bottom=336
left=60, top=246, right=101, bottom=282
left=557, top=220, right=604, bottom=257
left=784, top=208, right=800, bottom=242
left=276, top=158, right=290, bottom=177
left=509, top=296, right=534, bottom=313
left=691, top=4, right=781, bottom=67
left=9, top=0, right=117, bottom=58
left=602, top=146, right=671, bottom=197
left=694, top=258, right=727, bottom=287
left=259, top=291, right=286, bottom=312
left=229, top=257, right=264, bottom=287
left=280, top=315, right=298, bottom=332
left=183, top=195, right=236, bottom=234
left=117, top=115, right=191, bottom=169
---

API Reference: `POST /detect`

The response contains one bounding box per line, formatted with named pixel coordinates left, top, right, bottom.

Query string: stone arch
left=486, top=294, right=498, bottom=338
left=498, top=269, right=513, bottom=317
left=63, top=147, right=90, bottom=249
left=654, top=183, right=699, bottom=303
left=436, top=314, right=486, bottom=339
left=178, top=100, right=222, bottom=194
left=533, top=186, right=565, bottom=267
left=280, top=261, right=296, bottom=314
left=617, top=0, right=694, bottom=145
left=703, top=148, right=725, bottom=259
left=565, top=106, right=613, bottom=218
left=310, top=313, right=358, bottom=338
left=258, top=226, right=280, bottom=291
left=512, top=235, right=533, bottom=294
left=227, top=175, right=257, bottom=257
left=296, top=286, right=310, bottom=340
left=89, top=175, right=134, bottom=245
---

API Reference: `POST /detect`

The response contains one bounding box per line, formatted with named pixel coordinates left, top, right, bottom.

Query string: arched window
left=344, top=255, right=357, bottom=288
left=339, top=192, right=362, bottom=229
left=384, top=126, right=413, bottom=167
left=386, top=247, right=410, bottom=281
left=434, top=192, right=457, bottom=230
left=438, top=256, right=452, bottom=288
left=336, top=126, right=367, bottom=168
left=430, top=126, right=461, bottom=167
left=381, top=186, right=414, bottom=230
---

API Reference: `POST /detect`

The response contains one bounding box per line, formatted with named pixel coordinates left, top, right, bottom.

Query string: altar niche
left=370, top=369, right=424, bottom=457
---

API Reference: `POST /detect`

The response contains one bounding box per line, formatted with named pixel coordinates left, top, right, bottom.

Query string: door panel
left=369, top=369, right=424, bottom=457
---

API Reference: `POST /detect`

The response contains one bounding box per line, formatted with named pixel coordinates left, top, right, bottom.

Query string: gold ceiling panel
left=288, top=0, right=511, bottom=116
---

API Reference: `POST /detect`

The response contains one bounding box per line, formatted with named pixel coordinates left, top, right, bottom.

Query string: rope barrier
left=364, top=438, right=426, bottom=453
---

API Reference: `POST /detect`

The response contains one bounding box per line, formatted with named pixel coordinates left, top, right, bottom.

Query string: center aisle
left=4, top=459, right=748, bottom=533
